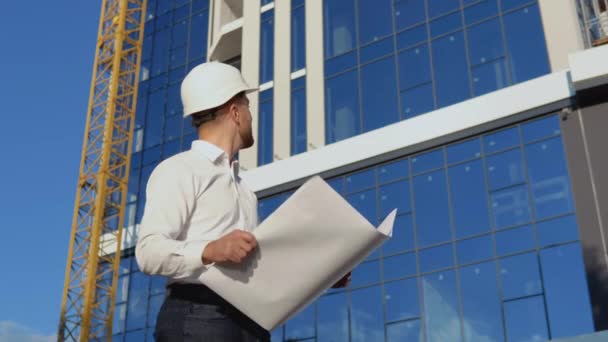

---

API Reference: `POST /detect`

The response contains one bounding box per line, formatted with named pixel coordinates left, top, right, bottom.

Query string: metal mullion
left=476, top=121, right=511, bottom=341
left=517, top=123, right=553, bottom=339
left=423, top=0, right=438, bottom=111
left=441, top=146, right=466, bottom=342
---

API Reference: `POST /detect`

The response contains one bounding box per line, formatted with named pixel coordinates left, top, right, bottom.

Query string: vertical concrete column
left=273, top=0, right=292, bottom=160
left=240, top=0, right=261, bottom=169
left=538, top=0, right=585, bottom=71
left=305, top=0, right=325, bottom=150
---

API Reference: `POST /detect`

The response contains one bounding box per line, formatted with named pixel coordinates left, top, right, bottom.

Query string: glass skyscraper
left=107, top=0, right=608, bottom=341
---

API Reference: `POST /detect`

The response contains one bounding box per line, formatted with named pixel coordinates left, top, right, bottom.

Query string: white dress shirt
left=135, top=140, right=258, bottom=284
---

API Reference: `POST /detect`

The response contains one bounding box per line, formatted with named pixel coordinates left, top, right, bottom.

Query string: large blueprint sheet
left=200, top=176, right=396, bottom=330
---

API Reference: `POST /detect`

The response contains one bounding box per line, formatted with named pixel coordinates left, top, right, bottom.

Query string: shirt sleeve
left=135, top=159, right=211, bottom=279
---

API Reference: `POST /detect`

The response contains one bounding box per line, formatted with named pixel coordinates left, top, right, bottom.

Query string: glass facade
left=259, top=114, right=594, bottom=342
left=259, top=89, right=274, bottom=166
left=114, top=1, right=599, bottom=341
left=291, top=76, right=307, bottom=155
left=323, top=0, right=550, bottom=144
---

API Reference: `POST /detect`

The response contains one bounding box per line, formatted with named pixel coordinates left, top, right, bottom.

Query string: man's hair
left=191, top=92, right=246, bottom=129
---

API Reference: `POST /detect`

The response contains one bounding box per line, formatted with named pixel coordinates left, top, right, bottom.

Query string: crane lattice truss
left=58, top=0, right=147, bottom=340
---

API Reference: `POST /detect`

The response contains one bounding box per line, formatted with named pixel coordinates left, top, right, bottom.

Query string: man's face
left=236, top=95, right=254, bottom=149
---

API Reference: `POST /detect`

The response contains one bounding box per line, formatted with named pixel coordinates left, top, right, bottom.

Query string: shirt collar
left=191, top=140, right=226, bottom=163
left=191, top=140, right=241, bottom=177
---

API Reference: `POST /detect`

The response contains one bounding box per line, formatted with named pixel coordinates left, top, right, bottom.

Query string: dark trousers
left=154, top=283, right=270, bottom=342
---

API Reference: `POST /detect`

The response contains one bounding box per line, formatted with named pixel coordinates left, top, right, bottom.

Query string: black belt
left=167, top=283, right=269, bottom=340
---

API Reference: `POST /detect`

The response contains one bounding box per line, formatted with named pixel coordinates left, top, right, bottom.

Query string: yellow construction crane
left=58, top=0, right=147, bottom=340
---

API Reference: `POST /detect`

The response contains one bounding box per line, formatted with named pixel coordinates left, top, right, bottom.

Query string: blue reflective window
left=260, top=11, right=274, bottom=83
left=147, top=294, right=163, bottom=328
left=387, top=320, right=422, bottom=342
left=525, top=137, right=574, bottom=219
left=162, top=140, right=181, bottom=160
left=285, top=304, right=315, bottom=340
left=537, top=215, right=579, bottom=247
left=271, top=328, right=283, bottom=342
left=432, top=32, right=471, bottom=107
left=345, top=169, right=375, bottom=193
left=484, top=127, right=520, bottom=154
left=419, top=244, right=454, bottom=272
left=428, top=0, right=461, bottom=18
left=174, top=5, right=190, bottom=22
left=317, top=293, right=348, bottom=342
left=116, top=276, right=130, bottom=304
left=379, top=180, right=410, bottom=218
left=113, top=303, right=127, bottom=334
left=522, top=115, right=560, bottom=143
left=398, top=45, right=432, bottom=89
left=193, top=0, right=209, bottom=13
left=422, top=270, right=462, bottom=342
left=447, top=138, right=481, bottom=164
left=125, top=330, right=145, bottom=342
left=502, top=0, right=535, bottom=11
left=360, top=37, right=394, bottom=64
left=383, top=252, right=417, bottom=281
left=149, top=275, right=165, bottom=296
left=327, top=177, right=344, bottom=194
left=291, top=81, right=307, bottom=155
left=379, top=159, right=409, bottom=184
left=126, top=272, right=149, bottom=330
left=385, top=278, right=420, bottom=321
left=350, top=286, right=384, bottom=342
left=188, top=12, right=208, bottom=61
left=346, top=189, right=377, bottom=225
left=166, top=83, right=181, bottom=116
left=464, top=0, right=499, bottom=25
left=486, top=149, right=525, bottom=190
left=352, top=260, right=381, bottom=287
left=361, top=57, right=399, bottom=132
left=145, top=92, right=164, bottom=148
left=459, top=261, right=504, bottom=342
left=397, top=25, right=428, bottom=50
left=156, top=0, right=171, bottom=14
left=394, top=0, right=426, bottom=30
left=152, top=29, right=170, bottom=76
left=401, top=83, right=435, bottom=119
left=258, top=91, right=273, bottom=166
left=412, top=149, right=444, bottom=174
left=499, top=252, right=542, bottom=300
left=323, top=0, right=356, bottom=58
left=324, top=51, right=357, bottom=76
left=156, top=12, right=171, bottom=31
left=472, top=58, right=509, bottom=96
left=325, top=70, right=361, bottom=143
left=383, top=214, right=415, bottom=255
left=491, top=185, right=532, bottom=229
left=540, top=243, right=594, bottom=338
left=430, top=12, right=461, bottom=37
left=414, top=170, right=452, bottom=247
left=143, top=146, right=161, bottom=166
left=357, top=0, right=392, bottom=45
left=495, top=225, right=536, bottom=256
left=291, top=4, right=306, bottom=71
left=503, top=5, right=550, bottom=83
left=449, top=160, right=491, bottom=238
left=467, top=18, right=504, bottom=65
left=258, top=193, right=288, bottom=221
left=456, top=234, right=493, bottom=264
left=171, top=20, right=188, bottom=48
left=504, top=296, right=549, bottom=342
left=163, top=114, right=181, bottom=142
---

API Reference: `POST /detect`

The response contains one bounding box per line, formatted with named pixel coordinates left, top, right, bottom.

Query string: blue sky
left=0, top=1, right=100, bottom=339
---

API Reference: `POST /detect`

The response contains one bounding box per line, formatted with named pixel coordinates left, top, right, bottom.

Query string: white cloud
left=0, top=321, right=56, bottom=342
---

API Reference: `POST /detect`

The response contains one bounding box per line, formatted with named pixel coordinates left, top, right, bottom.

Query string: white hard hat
left=181, top=62, right=256, bottom=118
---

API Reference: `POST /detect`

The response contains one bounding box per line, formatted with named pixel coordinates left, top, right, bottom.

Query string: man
left=136, top=62, right=349, bottom=341
left=136, top=62, right=266, bottom=341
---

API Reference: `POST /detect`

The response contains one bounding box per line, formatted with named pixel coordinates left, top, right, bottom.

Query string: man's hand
left=332, top=272, right=352, bottom=288
left=202, top=230, right=257, bottom=264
